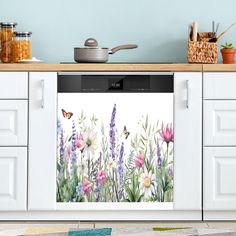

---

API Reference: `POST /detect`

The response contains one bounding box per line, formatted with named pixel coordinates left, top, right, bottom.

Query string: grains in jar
left=0, top=22, right=17, bottom=63
left=13, top=32, right=32, bottom=63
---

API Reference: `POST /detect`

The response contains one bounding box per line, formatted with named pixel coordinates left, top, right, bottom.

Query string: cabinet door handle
left=186, top=80, right=190, bottom=109
left=41, top=80, right=45, bottom=109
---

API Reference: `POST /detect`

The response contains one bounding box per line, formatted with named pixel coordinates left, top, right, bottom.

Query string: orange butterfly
left=61, top=109, right=73, bottom=119
left=123, top=126, right=130, bottom=139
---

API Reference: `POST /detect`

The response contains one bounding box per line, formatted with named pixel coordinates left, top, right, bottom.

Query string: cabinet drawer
left=0, top=100, right=27, bottom=146
left=0, top=147, right=27, bottom=210
left=204, top=147, right=236, bottom=210
left=204, top=100, right=236, bottom=146
left=0, top=72, right=28, bottom=99
left=204, top=72, right=236, bottom=99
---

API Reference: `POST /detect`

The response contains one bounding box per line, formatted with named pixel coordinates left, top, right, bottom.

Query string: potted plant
left=221, top=42, right=236, bottom=64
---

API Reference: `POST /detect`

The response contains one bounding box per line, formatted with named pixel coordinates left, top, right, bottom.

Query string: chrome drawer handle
left=41, top=80, right=44, bottom=109
left=186, top=80, right=190, bottom=109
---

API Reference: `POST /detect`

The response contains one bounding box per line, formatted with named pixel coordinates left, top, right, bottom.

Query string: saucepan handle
left=109, top=44, right=138, bottom=54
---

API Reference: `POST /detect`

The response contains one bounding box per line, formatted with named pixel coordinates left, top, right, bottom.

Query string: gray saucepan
left=74, top=38, right=138, bottom=63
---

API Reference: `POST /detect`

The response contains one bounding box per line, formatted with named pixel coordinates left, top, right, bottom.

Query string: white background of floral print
left=57, top=93, right=173, bottom=204
left=58, top=93, right=173, bottom=155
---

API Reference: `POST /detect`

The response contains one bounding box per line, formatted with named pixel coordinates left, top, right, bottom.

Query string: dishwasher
left=57, top=72, right=174, bottom=205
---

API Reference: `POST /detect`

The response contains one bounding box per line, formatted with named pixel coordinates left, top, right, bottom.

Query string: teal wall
left=1, top=0, right=236, bottom=63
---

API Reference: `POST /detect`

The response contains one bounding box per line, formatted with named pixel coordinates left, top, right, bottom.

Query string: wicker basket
left=188, top=32, right=218, bottom=64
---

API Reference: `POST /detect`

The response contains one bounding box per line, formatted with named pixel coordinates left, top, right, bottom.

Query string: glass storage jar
left=0, top=22, right=17, bottom=63
left=13, top=32, right=32, bottom=63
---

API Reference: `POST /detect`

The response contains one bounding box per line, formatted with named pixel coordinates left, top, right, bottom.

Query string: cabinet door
left=204, top=147, right=236, bottom=210
left=0, top=147, right=27, bottom=210
left=28, top=72, right=57, bottom=210
left=204, top=72, right=236, bottom=99
left=204, top=101, right=236, bottom=146
left=174, top=72, right=202, bottom=210
left=0, top=100, right=28, bottom=146
left=0, top=72, right=28, bottom=99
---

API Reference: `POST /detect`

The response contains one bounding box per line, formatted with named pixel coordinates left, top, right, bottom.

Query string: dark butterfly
left=123, top=126, right=130, bottom=139
left=61, top=109, right=73, bottom=119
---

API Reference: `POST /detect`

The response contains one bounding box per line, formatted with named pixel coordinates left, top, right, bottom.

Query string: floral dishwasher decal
left=57, top=93, right=173, bottom=203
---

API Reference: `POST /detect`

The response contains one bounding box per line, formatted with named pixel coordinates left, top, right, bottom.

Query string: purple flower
left=109, top=104, right=116, bottom=201
left=95, top=178, right=100, bottom=202
left=70, top=120, right=77, bottom=173
left=167, top=166, right=173, bottom=177
left=109, top=104, right=116, bottom=161
left=76, top=183, right=82, bottom=195
left=157, top=139, right=162, bottom=168
left=95, top=152, right=102, bottom=202
left=118, top=142, right=124, bottom=201
left=57, top=119, right=62, bottom=135
left=59, top=126, right=64, bottom=165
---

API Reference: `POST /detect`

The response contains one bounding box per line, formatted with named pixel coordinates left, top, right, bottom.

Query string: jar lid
left=14, top=31, right=32, bottom=37
left=1, top=22, right=17, bottom=27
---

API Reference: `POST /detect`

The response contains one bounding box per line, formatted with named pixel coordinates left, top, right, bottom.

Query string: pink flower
left=135, top=154, right=144, bottom=168
left=82, top=179, right=92, bottom=195
left=160, top=122, right=174, bottom=145
left=97, top=170, right=107, bottom=185
left=63, top=144, right=71, bottom=162
left=76, top=133, right=85, bottom=150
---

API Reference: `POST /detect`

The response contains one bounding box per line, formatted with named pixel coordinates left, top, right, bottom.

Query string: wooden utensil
left=209, top=22, right=235, bottom=42
left=192, top=21, right=198, bottom=42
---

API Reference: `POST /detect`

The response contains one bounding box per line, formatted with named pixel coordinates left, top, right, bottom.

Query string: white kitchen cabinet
left=174, top=72, right=202, bottom=211
left=0, top=147, right=27, bottom=211
left=204, top=100, right=236, bottom=146
left=204, top=147, right=236, bottom=210
left=0, top=100, right=28, bottom=146
left=0, top=72, right=28, bottom=99
left=28, top=72, right=57, bottom=210
left=203, top=72, right=236, bottom=220
left=204, top=72, right=236, bottom=99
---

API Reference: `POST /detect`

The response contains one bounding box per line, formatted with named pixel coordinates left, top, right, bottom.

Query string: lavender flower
left=157, top=138, right=162, bottom=168
left=59, top=126, right=64, bottom=165
left=57, top=119, right=62, bottom=135
left=167, top=166, right=173, bottom=177
left=97, top=151, right=101, bottom=169
left=109, top=104, right=116, bottom=201
left=95, top=178, right=100, bottom=202
left=70, top=120, right=77, bottom=173
left=109, top=104, right=116, bottom=161
left=76, top=183, right=82, bottom=195
left=118, top=142, right=124, bottom=201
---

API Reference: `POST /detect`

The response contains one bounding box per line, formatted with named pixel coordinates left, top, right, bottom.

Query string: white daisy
left=139, top=169, right=156, bottom=199
left=82, top=128, right=98, bottom=156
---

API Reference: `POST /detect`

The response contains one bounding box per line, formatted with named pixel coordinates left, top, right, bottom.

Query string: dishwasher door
left=57, top=73, right=173, bottom=206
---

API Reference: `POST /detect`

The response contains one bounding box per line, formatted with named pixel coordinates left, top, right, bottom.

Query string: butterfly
left=61, top=109, right=73, bottom=119
left=123, top=126, right=130, bottom=139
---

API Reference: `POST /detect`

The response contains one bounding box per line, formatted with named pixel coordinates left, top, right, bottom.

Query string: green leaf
left=145, top=115, right=148, bottom=129
left=125, top=185, right=135, bottom=202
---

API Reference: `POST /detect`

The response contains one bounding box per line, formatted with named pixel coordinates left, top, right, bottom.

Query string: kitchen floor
left=1, top=222, right=236, bottom=235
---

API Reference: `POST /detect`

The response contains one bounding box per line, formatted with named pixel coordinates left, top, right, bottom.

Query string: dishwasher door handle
left=41, top=79, right=45, bottom=109
left=186, top=80, right=190, bottom=109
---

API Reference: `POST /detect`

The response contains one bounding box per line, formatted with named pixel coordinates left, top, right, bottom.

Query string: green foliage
left=123, top=174, right=144, bottom=202
left=221, top=42, right=234, bottom=49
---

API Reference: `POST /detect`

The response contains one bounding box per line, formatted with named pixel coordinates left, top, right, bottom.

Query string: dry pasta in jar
left=13, top=31, right=32, bottom=62
left=0, top=22, right=17, bottom=63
